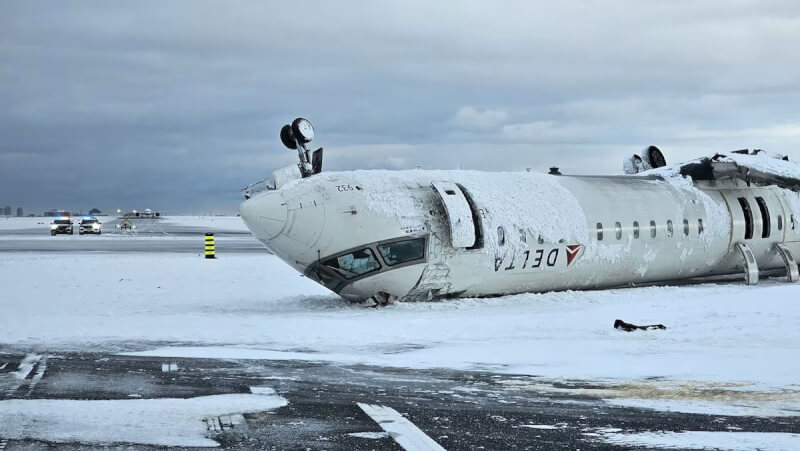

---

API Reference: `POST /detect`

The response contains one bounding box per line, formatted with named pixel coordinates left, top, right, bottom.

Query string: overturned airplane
left=240, top=118, right=800, bottom=303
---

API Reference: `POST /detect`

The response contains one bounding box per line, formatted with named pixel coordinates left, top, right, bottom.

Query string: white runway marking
left=3, top=355, right=41, bottom=399
left=12, top=354, right=40, bottom=380
left=26, top=357, right=47, bottom=397
left=358, top=403, right=445, bottom=451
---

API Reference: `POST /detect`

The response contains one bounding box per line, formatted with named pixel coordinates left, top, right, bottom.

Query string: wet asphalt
left=1, top=352, right=797, bottom=450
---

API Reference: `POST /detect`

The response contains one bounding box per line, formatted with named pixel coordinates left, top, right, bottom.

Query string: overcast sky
left=2, top=1, right=800, bottom=213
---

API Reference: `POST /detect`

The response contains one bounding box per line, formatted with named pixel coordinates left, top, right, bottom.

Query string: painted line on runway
left=357, top=403, right=445, bottom=451
left=0, top=438, right=8, bottom=450
left=26, top=357, right=47, bottom=397
left=12, top=354, right=40, bottom=380
left=3, top=355, right=42, bottom=399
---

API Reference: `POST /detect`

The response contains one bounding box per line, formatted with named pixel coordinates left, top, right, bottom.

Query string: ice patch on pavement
left=0, top=392, right=287, bottom=447
left=608, top=397, right=800, bottom=418
left=249, top=386, right=277, bottom=395
left=348, top=431, right=390, bottom=439
left=590, top=429, right=800, bottom=450
left=520, top=424, right=563, bottom=430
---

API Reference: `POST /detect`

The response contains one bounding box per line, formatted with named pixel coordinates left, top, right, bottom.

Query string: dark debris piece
left=614, top=319, right=667, bottom=332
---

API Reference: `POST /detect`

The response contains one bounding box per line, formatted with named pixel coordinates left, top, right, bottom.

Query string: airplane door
left=431, top=181, right=477, bottom=248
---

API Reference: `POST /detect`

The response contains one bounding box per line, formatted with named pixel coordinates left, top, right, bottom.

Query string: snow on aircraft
left=240, top=118, right=800, bottom=304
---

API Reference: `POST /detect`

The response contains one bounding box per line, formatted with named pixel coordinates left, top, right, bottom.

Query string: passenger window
left=778, top=215, right=783, bottom=231
left=633, top=221, right=639, bottom=239
left=615, top=222, right=622, bottom=240
left=698, top=219, right=704, bottom=234
left=666, top=220, right=673, bottom=237
left=497, top=226, right=506, bottom=246
left=322, top=248, right=381, bottom=279
left=377, top=238, right=426, bottom=266
left=755, top=196, right=770, bottom=238
left=737, top=197, right=753, bottom=240
left=596, top=223, right=603, bottom=241
left=650, top=220, right=657, bottom=238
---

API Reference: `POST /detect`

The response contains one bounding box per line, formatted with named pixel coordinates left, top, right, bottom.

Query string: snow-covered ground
left=0, top=215, right=249, bottom=233
left=0, top=217, right=51, bottom=230
left=588, top=428, right=799, bottom=451
left=2, top=251, right=798, bottom=418
left=159, top=215, right=249, bottom=232
left=0, top=388, right=287, bottom=447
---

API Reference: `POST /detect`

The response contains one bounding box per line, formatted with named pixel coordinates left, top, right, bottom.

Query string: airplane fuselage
left=239, top=166, right=800, bottom=302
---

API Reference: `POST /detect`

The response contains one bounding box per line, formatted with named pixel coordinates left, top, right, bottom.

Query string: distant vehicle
left=50, top=217, right=74, bottom=236
left=117, top=208, right=161, bottom=219
left=78, top=217, right=102, bottom=235
left=116, top=219, right=136, bottom=230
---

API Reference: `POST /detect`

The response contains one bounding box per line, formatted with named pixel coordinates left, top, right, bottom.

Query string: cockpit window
left=377, top=238, right=426, bottom=266
left=322, top=248, right=381, bottom=279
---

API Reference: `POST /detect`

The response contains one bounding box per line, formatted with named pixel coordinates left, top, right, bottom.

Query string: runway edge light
left=205, top=232, right=216, bottom=259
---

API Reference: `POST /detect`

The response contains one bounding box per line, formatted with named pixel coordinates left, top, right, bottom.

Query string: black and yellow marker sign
left=205, top=232, right=216, bottom=259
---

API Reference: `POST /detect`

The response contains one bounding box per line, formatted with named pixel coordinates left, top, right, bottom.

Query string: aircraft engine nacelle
left=623, top=145, right=666, bottom=174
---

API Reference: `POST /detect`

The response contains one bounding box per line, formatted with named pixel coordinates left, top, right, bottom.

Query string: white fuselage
left=239, top=168, right=800, bottom=302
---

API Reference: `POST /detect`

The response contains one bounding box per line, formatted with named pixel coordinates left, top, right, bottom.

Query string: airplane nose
left=239, top=192, right=287, bottom=241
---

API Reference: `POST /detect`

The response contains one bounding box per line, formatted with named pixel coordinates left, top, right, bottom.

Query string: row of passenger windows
left=737, top=195, right=792, bottom=240
left=596, top=219, right=705, bottom=241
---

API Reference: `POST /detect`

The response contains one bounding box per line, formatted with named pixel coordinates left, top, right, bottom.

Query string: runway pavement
left=0, top=217, right=266, bottom=254
left=2, top=352, right=796, bottom=450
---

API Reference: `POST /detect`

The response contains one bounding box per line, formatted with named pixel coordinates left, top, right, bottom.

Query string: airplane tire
left=280, top=124, right=297, bottom=150
left=291, top=118, right=314, bottom=144
left=646, top=145, right=666, bottom=168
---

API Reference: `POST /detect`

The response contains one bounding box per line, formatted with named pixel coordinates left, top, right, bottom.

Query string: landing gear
left=735, top=242, right=759, bottom=285
left=775, top=243, right=799, bottom=283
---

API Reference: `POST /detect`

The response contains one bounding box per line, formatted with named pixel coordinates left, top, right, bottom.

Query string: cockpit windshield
left=377, top=238, right=425, bottom=266
left=322, top=248, right=381, bottom=279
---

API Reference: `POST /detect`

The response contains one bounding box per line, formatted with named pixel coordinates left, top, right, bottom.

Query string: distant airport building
left=16, top=207, right=23, bottom=217
left=44, top=209, right=70, bottom=217
left=2, top=206, right=10, bottom=216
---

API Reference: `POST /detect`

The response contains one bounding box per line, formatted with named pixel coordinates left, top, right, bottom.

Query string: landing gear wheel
left=280, top=124, right=297, bottom=150
left=291, top=118, right=314, bottom=144
left=646, top=145, right=666, bottom=168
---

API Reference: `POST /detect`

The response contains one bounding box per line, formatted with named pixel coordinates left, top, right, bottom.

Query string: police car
left=78, top=216, right=102, bottom=235
left=50, top=217, right=74, bottom=235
